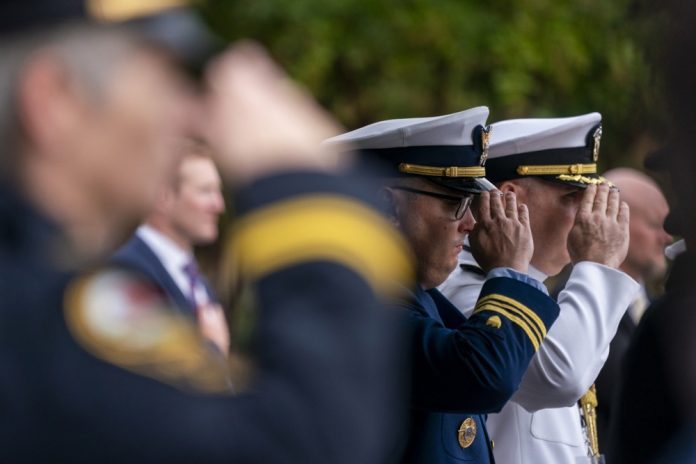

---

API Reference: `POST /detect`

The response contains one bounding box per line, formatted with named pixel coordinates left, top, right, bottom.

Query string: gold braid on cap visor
left=515, top=163, right=597, bottom=176
left=513, top=163, right=609, bottom=185
left=399, top=163, right=486, bottom=178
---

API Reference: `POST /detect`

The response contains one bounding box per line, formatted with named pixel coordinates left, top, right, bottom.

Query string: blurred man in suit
left=112, top=142, right=230, bottom=353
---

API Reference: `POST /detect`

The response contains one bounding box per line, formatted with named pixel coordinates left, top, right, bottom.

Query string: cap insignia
left=480, top=125, right=492, bottom=166
left=592, top=125, right=602, bottom=162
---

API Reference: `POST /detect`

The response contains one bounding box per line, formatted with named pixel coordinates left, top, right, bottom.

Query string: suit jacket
left=399, top=277, right=560, bottom=464
left=595, top=311, right=637, bottom=448
left=111, top=234, right=218, bottom=319
left=609, top=251, right=696, bottom=464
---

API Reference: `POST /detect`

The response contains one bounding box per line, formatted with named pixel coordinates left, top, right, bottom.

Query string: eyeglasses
left=391, top=186, right=474, bottom=220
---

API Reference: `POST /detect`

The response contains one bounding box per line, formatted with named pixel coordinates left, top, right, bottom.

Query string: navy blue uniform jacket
left=400, top=278, right=559, bottom=463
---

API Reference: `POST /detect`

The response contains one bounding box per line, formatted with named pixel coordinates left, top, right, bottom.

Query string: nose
left=660, top=228, right=673, bottom=246
left=457, top=209, right=476, bottom=234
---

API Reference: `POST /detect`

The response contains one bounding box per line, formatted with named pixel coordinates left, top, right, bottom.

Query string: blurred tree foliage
left=200, top=0, right=664, bottom=170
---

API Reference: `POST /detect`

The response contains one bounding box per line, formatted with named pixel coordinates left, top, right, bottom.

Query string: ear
left=380, top=187, right=401, bottom=227
left=497, top=180, right=519, bottom=194
left=17, top=53, right=86, bottom=155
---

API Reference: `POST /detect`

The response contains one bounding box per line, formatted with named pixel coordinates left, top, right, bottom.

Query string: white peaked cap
left=484, top=112, right=607, bottom=187
left=324, top=107, right=496, bottom=193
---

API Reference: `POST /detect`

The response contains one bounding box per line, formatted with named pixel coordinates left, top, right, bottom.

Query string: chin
left=645, top=261, right=668, bottom=281
left=437, top=264, right=457, bottom=285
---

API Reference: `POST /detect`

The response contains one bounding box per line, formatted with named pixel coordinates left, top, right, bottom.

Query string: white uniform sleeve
left=512, top=261, right=639, bottom=411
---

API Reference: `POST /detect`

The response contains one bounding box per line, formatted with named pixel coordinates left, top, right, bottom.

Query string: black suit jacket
left=609, top=251, right=696, bottom=463
left=596, top=311, right=637, bottom=448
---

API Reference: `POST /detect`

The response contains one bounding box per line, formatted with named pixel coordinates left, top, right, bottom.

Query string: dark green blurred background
left=196, top=0, right=671, bottom=345
left=200, top=0, right=665, bottom=172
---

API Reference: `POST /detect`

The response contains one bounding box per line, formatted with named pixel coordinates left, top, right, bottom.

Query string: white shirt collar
left=136, top=225, right=211, bottom=306
left=627, top=284, right=649, bottom=324
left=527, top=265, right=547, bottom=283
left=137, top=224, right=192, bottom=272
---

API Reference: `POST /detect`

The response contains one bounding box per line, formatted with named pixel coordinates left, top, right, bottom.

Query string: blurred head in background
left=145, top=141, right=225, bottom=252
left=603, top=168, right=672, bottom=283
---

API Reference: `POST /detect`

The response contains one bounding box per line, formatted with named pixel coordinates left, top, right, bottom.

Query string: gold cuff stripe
left=476, top=293, right=547, bottom=338
left=399, top=163, right=486, bottom=178
left=474, top=304, right=540, bottom=351
left=230, top=195, right=413, bottom=295
left=87, top=0, right=189, bottom=22
left=477, top=297, right=544, bottom=344
left=478, top=293, right=548, bottom=338
left=516, top=163, right=597, bottom=176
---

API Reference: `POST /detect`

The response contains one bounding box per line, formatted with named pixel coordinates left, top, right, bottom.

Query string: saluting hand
left=469, top=191, right=534, bottom=273
left=204, top=41, right=343, bottom=186
left=567, top=184, right=630, bottom=268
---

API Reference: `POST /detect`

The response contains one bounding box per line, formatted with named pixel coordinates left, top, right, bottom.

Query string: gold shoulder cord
left=579, top=384, right=601, bottom=458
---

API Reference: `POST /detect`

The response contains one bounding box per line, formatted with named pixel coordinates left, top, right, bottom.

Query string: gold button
left=458, top=417, right=477, bottom=449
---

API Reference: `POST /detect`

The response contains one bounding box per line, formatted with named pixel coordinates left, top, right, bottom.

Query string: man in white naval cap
left=326, top=107, right=561, bottom=464
left=439, top=113, right=639, bottom=463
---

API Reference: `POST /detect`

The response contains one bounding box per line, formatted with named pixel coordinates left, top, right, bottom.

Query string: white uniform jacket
left=439, top=245, right=639, bottom=464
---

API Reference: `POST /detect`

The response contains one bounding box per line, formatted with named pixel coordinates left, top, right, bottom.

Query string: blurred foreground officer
left=112, top=142, right=230, bottom=354
left=0, top=1, right=412, bottom=462
left=327, top=107, right=561, bottom=464
left=440, top=114, right=636, bottom=464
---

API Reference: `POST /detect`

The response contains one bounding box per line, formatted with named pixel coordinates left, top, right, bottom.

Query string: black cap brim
left=429, top=177, right=497, bottom=194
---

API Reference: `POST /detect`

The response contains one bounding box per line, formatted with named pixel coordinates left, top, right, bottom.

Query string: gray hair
left=0, top=23, right=142, bottom=178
